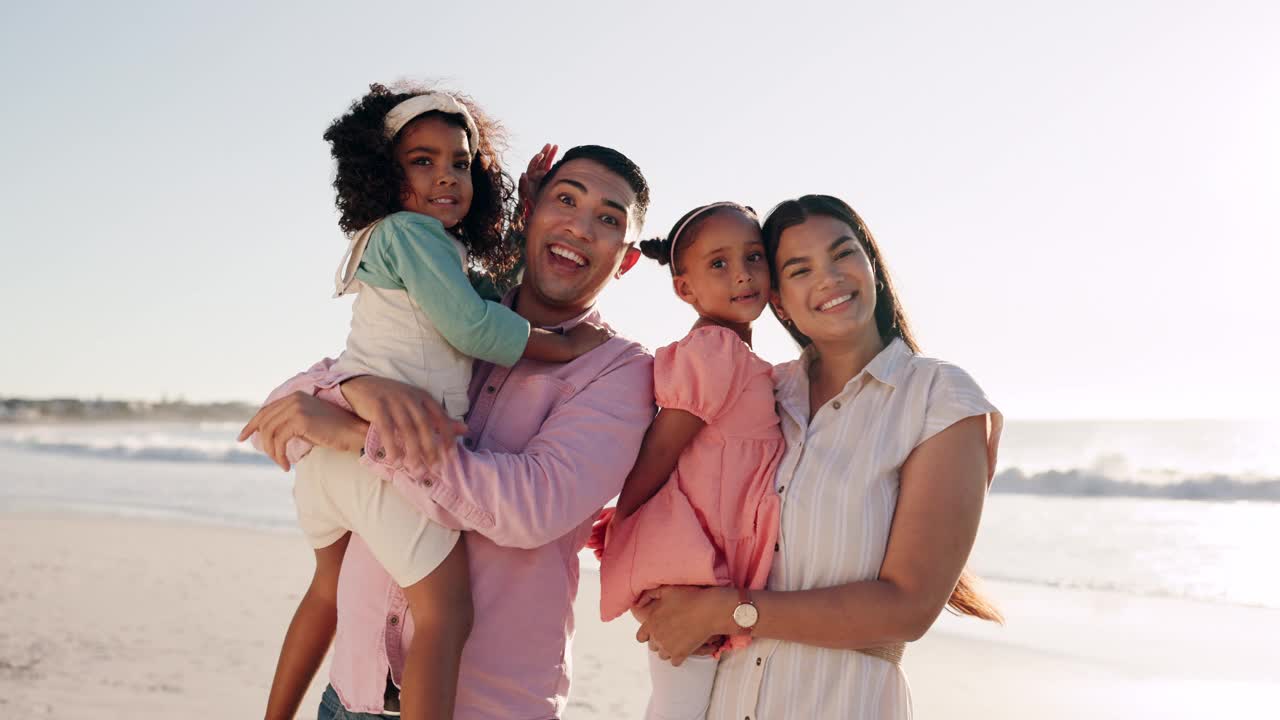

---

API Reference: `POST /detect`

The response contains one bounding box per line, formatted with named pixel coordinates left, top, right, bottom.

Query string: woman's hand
left=238, top=392, right=368, bottom=471
left=517, top=143, right=558, bottom=222
left=339, top=375, right=468, bottom=471
left=635, top=585, right=737, bottom=666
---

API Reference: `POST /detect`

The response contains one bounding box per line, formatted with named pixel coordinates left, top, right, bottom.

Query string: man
left=244, top=145, right=656, bottom=719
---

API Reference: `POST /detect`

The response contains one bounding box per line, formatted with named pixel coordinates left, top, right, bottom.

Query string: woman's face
left=394, top=114, right=474, bottom=229
left=772, top=214, right=879, bottom=347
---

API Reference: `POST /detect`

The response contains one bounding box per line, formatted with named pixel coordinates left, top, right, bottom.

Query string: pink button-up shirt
left=260, top=299, right=655, bottom=719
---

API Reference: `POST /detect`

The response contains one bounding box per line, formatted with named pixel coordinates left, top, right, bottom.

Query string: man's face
left=523, top=159, right=639, bottom=310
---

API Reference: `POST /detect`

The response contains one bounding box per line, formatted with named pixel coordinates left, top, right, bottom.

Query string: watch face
left=733, top=602, right=759, bottom=629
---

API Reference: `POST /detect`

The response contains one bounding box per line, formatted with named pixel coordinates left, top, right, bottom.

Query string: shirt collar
left=773, top=337, right=912, bottom=419
left=502, top=285, right=601, bottom=333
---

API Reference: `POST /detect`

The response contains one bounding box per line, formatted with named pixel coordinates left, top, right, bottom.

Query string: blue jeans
left=317, top=685, right=399, bottom=720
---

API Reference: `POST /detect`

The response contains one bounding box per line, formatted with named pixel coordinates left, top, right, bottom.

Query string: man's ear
left=616, top=245, right=642, bottom=278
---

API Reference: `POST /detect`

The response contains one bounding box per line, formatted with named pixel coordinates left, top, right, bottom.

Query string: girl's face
left=394, top=114, right=474, bottom=229
left=772, top=214, right=879, bottom=347
left=673, top=212, right=770, bottom=325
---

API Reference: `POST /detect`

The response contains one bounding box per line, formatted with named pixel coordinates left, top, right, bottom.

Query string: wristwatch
left=731, top=587, right=758, bottom=634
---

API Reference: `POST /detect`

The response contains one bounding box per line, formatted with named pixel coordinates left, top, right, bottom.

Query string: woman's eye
left=789, top=268, right=810, bottom=278
left=835, top=248, right=857, bottom=260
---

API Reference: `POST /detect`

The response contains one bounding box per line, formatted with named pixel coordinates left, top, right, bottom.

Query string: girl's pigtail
left=638, top=236, right=673, bottom=265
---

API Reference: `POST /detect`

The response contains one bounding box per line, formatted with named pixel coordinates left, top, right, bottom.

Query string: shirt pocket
left=484, top=375, right=574, bottom=453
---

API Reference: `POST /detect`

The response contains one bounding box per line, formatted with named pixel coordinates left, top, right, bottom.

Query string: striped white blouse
left=707, top=338, right=1002, bottom=720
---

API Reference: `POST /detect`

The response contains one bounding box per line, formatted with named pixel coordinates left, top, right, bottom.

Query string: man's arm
left=238, top=358, right=356, bottom=470
left=362, top=346, right=655, bottom=549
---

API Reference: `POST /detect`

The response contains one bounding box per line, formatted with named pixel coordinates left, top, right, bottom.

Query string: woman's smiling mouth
left=816, top=292, right=856, bottom=312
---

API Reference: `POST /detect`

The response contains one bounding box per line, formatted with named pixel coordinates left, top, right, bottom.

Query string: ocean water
left=1, top=420, right=1277, bottom=609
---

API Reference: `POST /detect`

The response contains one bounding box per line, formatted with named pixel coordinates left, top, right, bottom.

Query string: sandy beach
left=2, top=512, right=1276, bottom=719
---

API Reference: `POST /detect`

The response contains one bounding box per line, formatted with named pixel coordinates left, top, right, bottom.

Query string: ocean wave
left=5, top=431, right=1279, bottom=502
left=993, top=467, right=1280, bottom=502
left=0, top=433, right=274, bottom=466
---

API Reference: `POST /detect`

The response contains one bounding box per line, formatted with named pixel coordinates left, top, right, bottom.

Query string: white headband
left=668, top=201, right=745, bottom=273
left=383, top=92, right=481, bottom=155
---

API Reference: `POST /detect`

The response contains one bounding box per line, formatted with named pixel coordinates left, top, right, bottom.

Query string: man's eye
left=558, top=193, right=575, bottom=206
left=600, top=215, right=618, bottom=226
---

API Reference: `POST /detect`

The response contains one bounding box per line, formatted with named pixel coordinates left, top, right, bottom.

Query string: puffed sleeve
left=653, top=326, right=755, bottom=424
left=915, top=361, right=1003, bottom=481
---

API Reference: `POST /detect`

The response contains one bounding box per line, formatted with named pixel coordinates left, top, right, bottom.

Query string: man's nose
left=565, top=209, right=594, bottom=242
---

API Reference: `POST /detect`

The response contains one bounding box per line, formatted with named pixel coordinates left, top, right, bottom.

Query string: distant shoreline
left=0, top=397, right=256, bottom=424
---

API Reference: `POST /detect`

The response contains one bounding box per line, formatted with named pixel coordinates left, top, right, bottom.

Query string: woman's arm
left=636, top=415, right=991, bottom=663
left=613, top=408, right=706, bottom=520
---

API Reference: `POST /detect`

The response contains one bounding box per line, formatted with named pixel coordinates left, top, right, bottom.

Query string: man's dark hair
left=540, top=145, right=650, bottom=231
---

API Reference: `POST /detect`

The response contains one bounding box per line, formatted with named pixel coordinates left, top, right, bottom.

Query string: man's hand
left=237, top=392, right=368, bottom=471
left=339, top=375, right=469, bottom=472
left=518, top=143, right=558, bottom=222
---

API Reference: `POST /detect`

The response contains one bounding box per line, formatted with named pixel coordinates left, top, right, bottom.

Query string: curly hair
left=322, top=82, right=520, bottom=279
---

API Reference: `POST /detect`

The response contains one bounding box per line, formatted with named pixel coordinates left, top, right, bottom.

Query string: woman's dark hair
left=322, top=83, right=520, bottom=280
left=638, top=202, right=759, bottom=275
left=762, top=194, right=1002, bottom=624
left=761, top=195, right=917, bottom=351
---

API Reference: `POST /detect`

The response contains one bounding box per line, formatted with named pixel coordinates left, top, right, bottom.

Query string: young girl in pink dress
left=588, top=202, right=784, bottom=720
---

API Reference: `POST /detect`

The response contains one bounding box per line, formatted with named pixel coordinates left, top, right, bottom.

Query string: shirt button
left=375, top=448, right=386, bottom=460
left=463, top=438, right=474, bottom=448
left=388, top=615, right=399, bottom=626
left=832, top=400, right=842, bottom=410
left=774, top=543, right=780, bottom=552
left=486, top=385, right=496, bottom=394
left=778, top=485, right=785, bottom=493
left=423, top=479, right=433, bottom=487
left=756, top=657, right=762, bottom=666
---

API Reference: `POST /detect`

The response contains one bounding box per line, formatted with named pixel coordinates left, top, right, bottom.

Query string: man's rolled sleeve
left=248, top=357, right=362, bottom=465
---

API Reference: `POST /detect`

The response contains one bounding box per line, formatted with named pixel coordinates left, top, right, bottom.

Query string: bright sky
left=2, top=1, right=1277, bottom=420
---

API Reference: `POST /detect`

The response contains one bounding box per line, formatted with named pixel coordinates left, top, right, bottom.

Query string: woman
left=632, top=195, right=1003, bottom=719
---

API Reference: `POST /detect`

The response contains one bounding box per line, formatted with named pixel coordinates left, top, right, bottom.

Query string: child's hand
left=566, top=321, right=614, bottom=357
left=518, top=143, right=558, bottom=221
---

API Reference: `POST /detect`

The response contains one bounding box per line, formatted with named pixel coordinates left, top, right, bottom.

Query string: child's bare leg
left=265, top=532, right=351, bottom=720
left=399, top=537, right=473, bottom=720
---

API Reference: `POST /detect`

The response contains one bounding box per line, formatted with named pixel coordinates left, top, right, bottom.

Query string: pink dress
left=591, top=325, right=784, bottom=649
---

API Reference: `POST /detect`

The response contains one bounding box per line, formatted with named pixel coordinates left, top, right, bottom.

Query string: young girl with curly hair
left=261, top=84, right=610, bottom=720
left=587, top=202, right=785, bottom=720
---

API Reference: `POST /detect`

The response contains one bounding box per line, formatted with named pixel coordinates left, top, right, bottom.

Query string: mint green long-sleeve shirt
left=355, top=211, right=529, bottom=368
